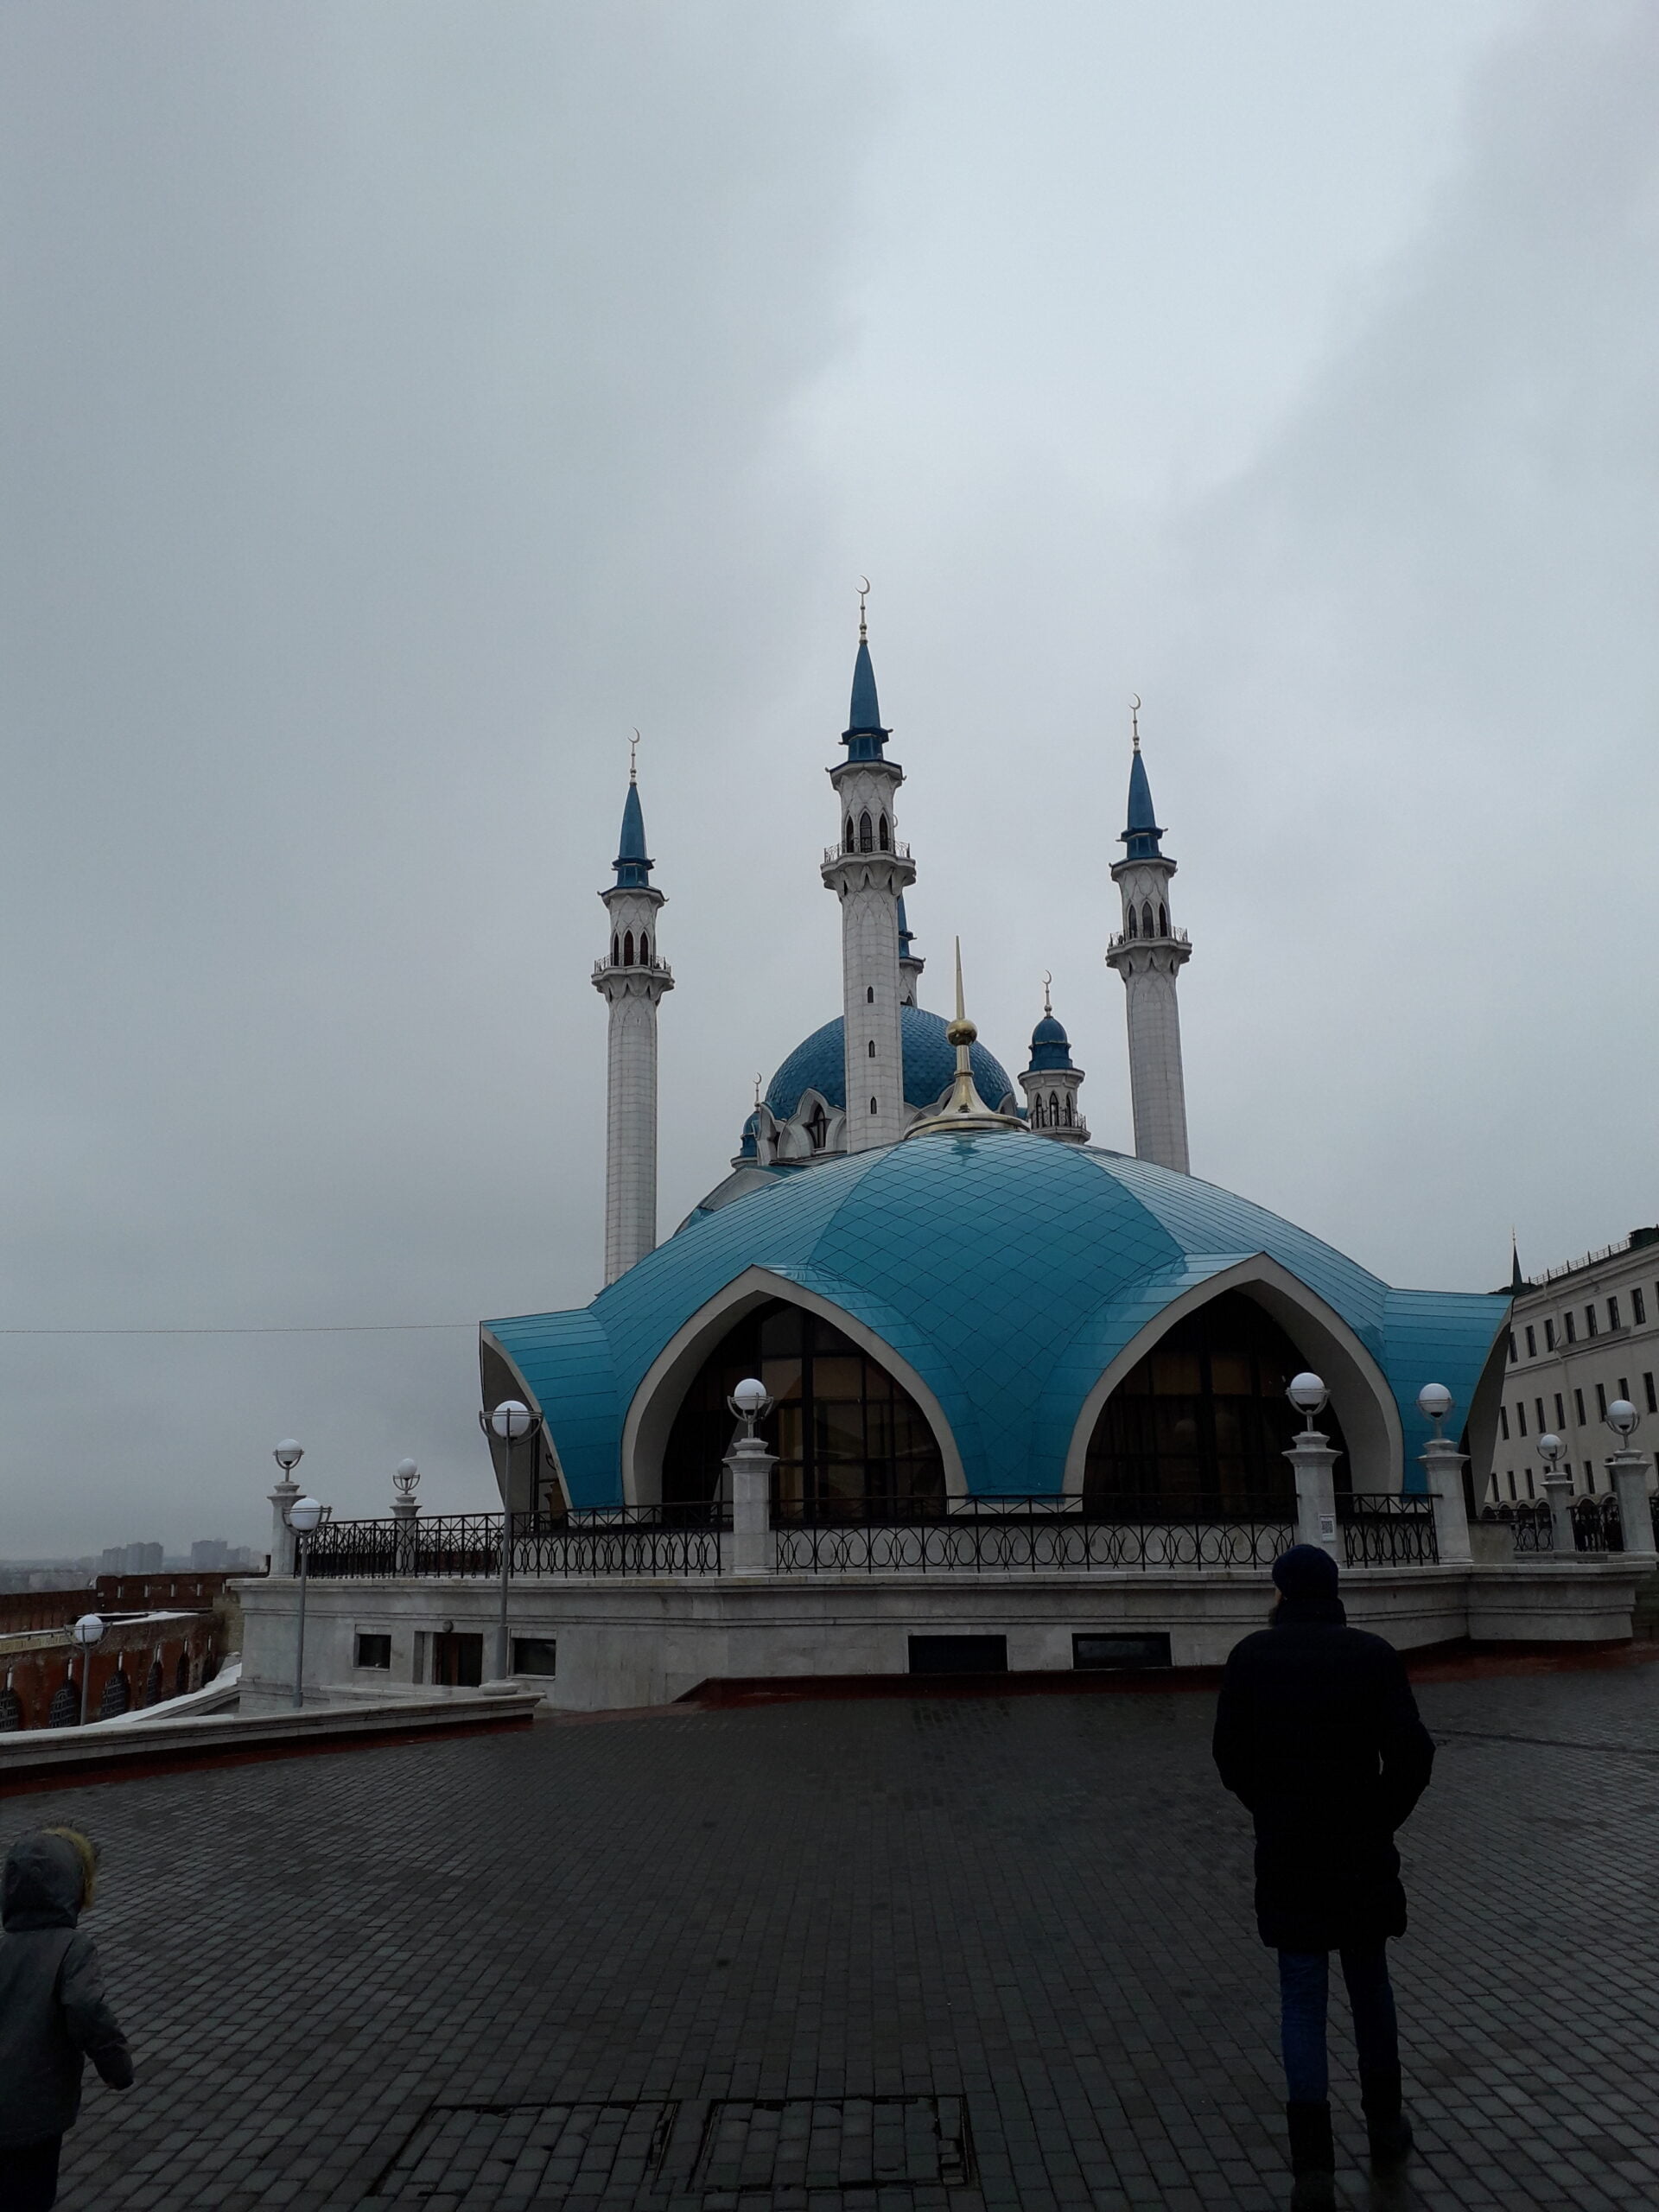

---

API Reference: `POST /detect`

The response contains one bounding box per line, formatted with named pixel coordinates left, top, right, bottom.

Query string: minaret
left=1019, top=976, right=1089, bottom=1144
left=821, top=589, right=915, bottom=1149
left=593, top=749, right=672, bottom=1283
left=1105, top=703, right=1192, bottom=1173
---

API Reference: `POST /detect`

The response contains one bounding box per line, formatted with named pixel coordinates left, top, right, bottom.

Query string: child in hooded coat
left=0, top=1828, right=134, bottom=2211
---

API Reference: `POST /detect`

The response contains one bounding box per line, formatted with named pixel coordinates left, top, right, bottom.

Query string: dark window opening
left=1586, top=1306, right=1599, bottom=1338
left=1525, top=1469, right=1535, bottom=1498
left=1507, top=1330, right=1517, bottom=1362
left=1554, top=1393, right=1566, bottom=1426
left=1565, top=1313, right=1577, bottom=1344
left=1125, top=907, right=1138, bottom=939
left=661, top=1298, right=946, bottom=1521
left=512, top=1637, right=557, bottom=1677
left=1609, top=1297, right=1621, bottom=1331
left=1545, top=1319, right=1557, bottom=1351
left=431, top=1632, right=483, bottom=1688
left=1573, top=1388, right=1586, bottom=1425
left=48, top=1681, right=77, bottom=1729
left=355, top=1632, right=391, bottom=1670
left=868, top=1039, right=875, bottom=1058
left=1505, top=1469, right=1516, bottom=1501
left=1635, top=1288, right=1648, bottom=1325
left=858, top=810, right=874, bottom=852
left=869, top=1096, right=878, bottom=1114
left=99, top=1669, right=131, bottom=1720
left=804, top=1102, right=829, bottom=1152
left=909, top=1634, right=1006, bottom=1675
left=1516, top=1402, right=1528, bottom=1437
left=611, top=932, right=620, bottom=966
left=623, top=930, right=634, bottom=966
left=1049, top=1090, right=1060, bottom=1124
left=1073, top=1631, right=1172, bottom=1671
left=1596, top=1383, right=1607, bottom=1418
left=1499, top=1407, right=1510, bottom=1440
left=878, top=813, right=890, bottom=849
left=1064, top=1093, right=1074, bottom=1126
left=845, top=815, right=855, bottom=849
left=1032, top=1095, right=1046, bottom=1128
left=1158, top=902, right=1168, bottom=936
left=1645, top=1374, right=1656, bottom=1414
left=1535, top=1397, right=1546, bottom=1433
left=866, top=985, right=874, bottom=1003
left=1525, top=1325, right=1536, bottom=1357
left=639, top=931, right=649, bottom=963
left=1141, top=899, right=1154, bottom=937
left=1083, top=1290, right=1350, bottom=1514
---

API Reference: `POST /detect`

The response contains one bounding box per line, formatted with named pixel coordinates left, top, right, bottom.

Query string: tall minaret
left=821, top=591, right=915, bottom=1150
left=1104, top=704, right=1192, bottom=1173
left=593, top=750, right=672, bottom=1282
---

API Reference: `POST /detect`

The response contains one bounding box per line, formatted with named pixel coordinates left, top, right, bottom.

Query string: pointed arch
left=1049, top=1090, right=1060, bottom=1126
left=866, top=985, right=874, bottom=1003
left=878, top=812, right=890, bottom=849
left=846, top=815, right=855, bottom=851
left=1141, top=899, right=1154, bottom=938
left=1157, top=902, right=1168, bottom=937
left=639, top=931, right=650, bottom=963
left=1125, top=907, right=1138, bottom=939
left=858, top=810, right=874, bottom=852
left=611, top=931, right=620, bottom=966
left=623, top=930, right=634, bottom=965
left=1064, top=1093, right=1074, bottom=1126
left=620, top=1264, right=967, bottom=1504
left=1031, top=1095, right=1046, bottom=1128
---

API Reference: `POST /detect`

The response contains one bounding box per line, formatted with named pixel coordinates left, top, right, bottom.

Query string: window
left=1618, top=1376, right=1630, bottom=1403
left=910, top=1634, right=1007, bottom=1675
left=1645, top=1374, right=1656, bottom=1414
left=1554, top=1393, right=1566, bottom=1427
left=845, top=815, right=855, bottom=849
left=355, top=1633, right=391, bottom=1670
left=1565, top=1311, right=1577, bottom=1344
left=1524, top=1325, right=1536, bottom=1357
left=1573, top=1388, right=1586, bottom=1425
left=1064, top=1094, right=1075, bottom=1126
left=1635, top=1288, right=1648, bottom=1325
left=1073, top=1631, right=1171, bottom=1671
left=639, top=931, right=649, bottom=963
left=858, top=810, right=874, bottom=852
left=1499, top=1407, right=1510, bottom=1440
left=804, top=1101, right=829, bottom=1152
left=512, top=1637, right=557, bottom=1678
left=1516, top=1402, right=1528, bottom=1436
left=878, top=813, right=890, bottom=849
left=1157, top=903, right=1168, bottom=936
left=1609, top=1297, right=1622, bottom=1331
left=1586, top=1305, right=1599, bottom=1338
left=1525, top=1469, right=1535, bottom=1499
left=1507, top=1330, right=1517, bottom=1363
left=1584, top=1464, right=1595, bottom=1492
left=1049, top=1090, right=1060, bottom=1124
left=868, top=1039, right=875, bottom=1058
left=866, top=985, right=874, bottom=1002
left=1141, top=899, right=1154, bottom=937
left=1535, top=1397, right=1546, bottom=1433
left=869, top=1096, right=878, bottom=1114
left=622, top=930, right=634, bottom=965
left=1545, top=1319, right=1557, bottom=1351
left=1031, top=1095, right=1045, bottom=1128
left=1506, top=1470, right=1516, bottom=1501
left=430, top=1632, right=483, bottom=1688
left=662, top=1299, right=945, bottom=1519
left=1596, top=1383, right=1607, bottom=1419
left=611, top=931, right=619, bottom=965
left=1126, top=906, right=1138, bottom=938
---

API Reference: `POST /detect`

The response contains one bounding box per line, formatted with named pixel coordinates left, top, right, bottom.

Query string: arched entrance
left=662, top=1298, right=946, bottom=1520
left=1084, top=1289, right=1351, bottom=1513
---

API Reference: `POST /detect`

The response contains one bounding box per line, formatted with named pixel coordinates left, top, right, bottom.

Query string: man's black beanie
left=1271, top=1543, right=1340, bottom=1600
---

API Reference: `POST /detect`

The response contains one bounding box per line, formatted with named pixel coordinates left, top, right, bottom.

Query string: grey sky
left=2, top=2, right=1649, bottom=1553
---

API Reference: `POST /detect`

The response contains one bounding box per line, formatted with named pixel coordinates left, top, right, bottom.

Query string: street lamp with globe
left=1287, top=1372, right=1328, bottom=1430
left=284, top=1492, right=327, bottom=1708
left=479, top=1399, right=534, bottom=1680
left=73, top=1613, right=105, bottom=1728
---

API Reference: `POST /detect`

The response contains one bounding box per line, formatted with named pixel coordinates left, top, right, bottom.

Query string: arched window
left=878, top=813, right=890, bottom=849
left=858, top=810, right=874, bottom=852
left=846, top=816, right=855, bottom=851
left=1032, top=1095, right=1046, bottom=1128
left=1126, top=907, right=1138, bottom=939
left=866, top=985, right=874, bottom=1003
left=623, top=930, right=634, bottom=966
left=1084, top=1290, right=1353, bottom=1516
left=144, top=1656, right=165, bottom=1707
left=868, top=1039, right=875, bottom=1058
left=1064, top=1093, right=1074, bottom=1126
left=638, top=931, right=649, bottom=963
left=1141, top=900, right=1154, bottom=938
left=48, top=1681, right=77, bottom=1729
left=175, top=1652, right=191, bottom=1697
left=99, top=1669, right=131, bottom=1720
left=1049, top=1090, right=1060, bottom=1126
left=661, top=1298, right=945, bottom=1521
left=0, top=1684, right=20, bottom=1732
left=1157, top=903, right=1168, bottom=936
left=804, top=1101, right=829, bottom=1152
left=611, top=931, right=620, bottom=966
left=869, top=1096, right=878, bottom=1113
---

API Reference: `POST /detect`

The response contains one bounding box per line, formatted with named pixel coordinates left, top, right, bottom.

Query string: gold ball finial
left=945, top=1016, right=976, bottom=1047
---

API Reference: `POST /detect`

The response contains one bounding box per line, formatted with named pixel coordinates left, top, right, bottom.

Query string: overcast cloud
left=1, top=1, right=1650, bottom=1554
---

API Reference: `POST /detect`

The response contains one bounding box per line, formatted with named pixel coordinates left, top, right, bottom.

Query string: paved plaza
left=11, top=1653, right=1659, bottom=2211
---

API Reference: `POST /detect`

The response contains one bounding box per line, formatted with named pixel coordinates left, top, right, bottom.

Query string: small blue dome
left=765, top=1005, right=1014, bottom=1121
left=1027, top=1011, right=1074, bottom=1074
left=734, top=1110, right=761, bottom=1161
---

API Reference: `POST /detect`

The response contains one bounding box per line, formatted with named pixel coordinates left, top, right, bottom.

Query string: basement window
left=1073, top=1632, right=1172, bottom=1671
left=512, top=1637, right=558, bottom=1678
left=354, top=1633, right=391, bottom=1670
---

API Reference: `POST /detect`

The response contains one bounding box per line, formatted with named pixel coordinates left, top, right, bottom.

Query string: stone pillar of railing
left=269, top=1478, right=300, bottom=1578
left=725, top=1434, right=775, bottom=1578
left=1606, top=1448, right=1657, bottom=1560
left=1419, top=1438, right=1473, bottom=1565
left=1285, top=1428, right=1340, bottom=1562
left=1541, top=1467, right=1579, bottom=1559
left=391, top=1494, right=420, bottom=1576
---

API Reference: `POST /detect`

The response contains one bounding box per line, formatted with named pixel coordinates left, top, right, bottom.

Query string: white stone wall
left=1019, top=1066, right=1089, bottom=1144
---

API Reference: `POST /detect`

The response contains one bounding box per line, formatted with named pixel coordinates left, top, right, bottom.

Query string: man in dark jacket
left=0, top=1828, right=134, bottom=2211
left=1212, top=1545, right=1434, bottom=2211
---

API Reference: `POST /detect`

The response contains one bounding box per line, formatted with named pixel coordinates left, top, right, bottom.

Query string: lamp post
left=392, top=1458, right=421, bottom=1576
left=1284, top=1372, right=1339, bottom=1560
left=285, top=1493, right=325, bottom=1707
left=270, top=1439, right=305, bottom=1576
left=1603, top=1399, right=1657, bottom=1560
left=73, top=1613, right=105, bottom=1727
left=1415, top=1382, right=1472, bottom=1565
left=725, top=1376, right=775, bottom=1577
left=480, top=1400, right=533, bottom=1680
left=1536, top=1432, right=1576, bottom=1556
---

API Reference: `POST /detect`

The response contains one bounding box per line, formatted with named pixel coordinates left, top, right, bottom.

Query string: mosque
left=480, top=614, right=1509, bottom=1525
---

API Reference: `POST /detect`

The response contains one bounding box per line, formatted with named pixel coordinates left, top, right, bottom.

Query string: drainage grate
left=365, top=2099, right=677, bottom=2202
left=695, top=2095, right=972, bottom=2194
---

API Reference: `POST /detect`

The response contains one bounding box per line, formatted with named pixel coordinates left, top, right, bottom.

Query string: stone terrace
left=14, top=1655, right=1659, bottom=2211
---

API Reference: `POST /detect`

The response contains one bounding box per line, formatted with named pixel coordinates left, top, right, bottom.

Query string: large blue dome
left=486, top=1134, right=1507, bottom=1507
left=765, top=1005, right=1014, bottom=1119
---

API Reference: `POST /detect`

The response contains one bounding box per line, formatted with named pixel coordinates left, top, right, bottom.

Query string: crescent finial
left=629, top=728, right=639, bottom=783
left=1128, top=694, right=1141, bottom=750
left=857, top=576, right=871, bottom=639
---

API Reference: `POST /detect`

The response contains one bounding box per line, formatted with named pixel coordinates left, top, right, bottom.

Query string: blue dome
left=1027, top=1012, right=1073, bottom=1073
left=766, top=1005, right=1014, bottom=1120
left=487, top=1136, right=1508, bottom=1507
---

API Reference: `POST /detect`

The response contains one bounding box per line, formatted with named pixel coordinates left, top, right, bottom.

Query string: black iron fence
left=304, top=1508, right=726, bottom=1582
left=772, top=1496, right=1294, bottom=1573
left=1337, top=1493, right=1439, bottom=1568
left=1483, top=1491, right=1659, bottom=1554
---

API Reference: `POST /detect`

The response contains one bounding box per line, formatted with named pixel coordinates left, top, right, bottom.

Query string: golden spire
left=857, top=575, right=870, bottom=641
left=1129, top=694, right=1141, bottom=752
left=629, top=728, right=639, bottom=784
left=906, top=938, right=1026, bottom=1140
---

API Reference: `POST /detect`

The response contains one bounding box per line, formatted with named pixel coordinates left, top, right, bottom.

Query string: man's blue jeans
left=1277, top=1947, right=1399, bottom=2102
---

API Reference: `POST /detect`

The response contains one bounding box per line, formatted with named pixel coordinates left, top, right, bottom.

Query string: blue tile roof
left=613, top=782, right=652, bottom=888
left=486, top=1135, right=1508, bottom=1505
left=765, top=1005, right=1014, bottom=1122
left=1122, top=749, right=1163, bottom=861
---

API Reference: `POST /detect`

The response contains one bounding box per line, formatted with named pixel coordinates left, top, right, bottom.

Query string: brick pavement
left=6, top=1657, right=1659, bottom=2210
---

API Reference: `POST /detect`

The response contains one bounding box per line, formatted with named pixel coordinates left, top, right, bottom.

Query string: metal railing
left=304, top=1508, right=726, bottom=1582
left=822, top=839, right=912, bottom=866
left=1337, top=1494, right=1439, bottom=1567
left=771, top=1496, right=1294, bottom=1573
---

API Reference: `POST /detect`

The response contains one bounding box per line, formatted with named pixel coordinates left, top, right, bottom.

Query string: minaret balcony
left=1106, top=926, right=1189, bottom=953
left=592, top=955, right=674, bottom=982
left=823, top=837, right=911, bottom=866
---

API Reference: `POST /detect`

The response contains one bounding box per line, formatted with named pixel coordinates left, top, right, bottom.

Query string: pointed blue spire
left=1120, top=736, right=1164, bottom=860
left=842, top=590, right=889, bottom=761
left=613, top=777, right=652, bottom=888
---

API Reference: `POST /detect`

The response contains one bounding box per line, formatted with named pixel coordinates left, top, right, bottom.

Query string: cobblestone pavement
left=9, top=1654, right=1659, bottom=2211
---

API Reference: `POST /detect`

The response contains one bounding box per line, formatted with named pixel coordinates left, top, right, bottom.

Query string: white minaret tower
left=1104, top=703, right=1192, bottom=1173
left=593, top=748, right=672, bottom=1282
left=821, top=591, right=915, bottom=1150
left=1018, top=976, right=1090, bottom=1144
